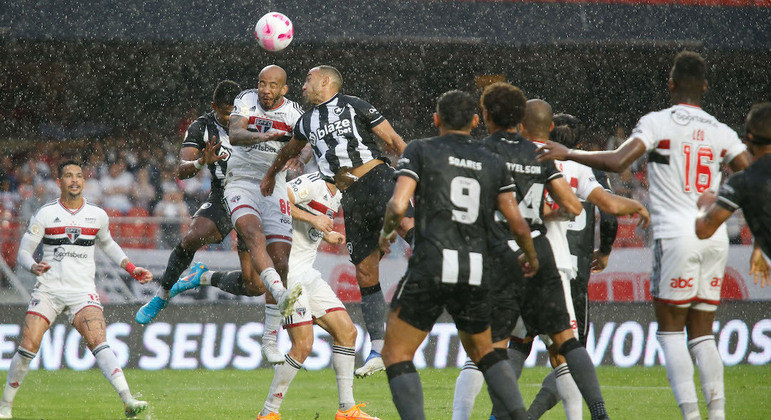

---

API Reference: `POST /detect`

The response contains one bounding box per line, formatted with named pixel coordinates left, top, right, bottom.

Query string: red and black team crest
left=66, top=227, right=82, bottom=243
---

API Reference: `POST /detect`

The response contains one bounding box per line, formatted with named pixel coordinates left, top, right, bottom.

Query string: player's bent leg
left=550, top=329, right=608, bottom=420
left=1, top=313, right=49, bottom=416
left=458, top=329, right=527, bottom=420
left=687, top=308, right=724, bottom=420
left=72, top=306, right=146, bottom=415
left=655, top=302, right=700, bottom=420
left=355, top=251, right=387, bottom=377
left=259, top=324, right=312, bottom=418
left=382, top=309, right=429, bottom=420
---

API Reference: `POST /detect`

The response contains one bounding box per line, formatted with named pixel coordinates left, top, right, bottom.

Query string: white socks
left=262, top=355, right=302, bottom=415
left=332, top=345, right=356, bottom=412
left=261, top=268, right=286, bottom=300
left=93, top=343, right=133, bottom=404
left=657, top=331, right=700, bottom=420
left=1, top=348, right=35, bottom=406
left=555, top=363, right=582, bottom=420
left=370, top=339, right=384, bottom=354
left=452, top=360, right=484, bottom=420
left=689, top=336, right=725, bottom=420
left=199, top=270, right=213, bottom=286
left=263, top=304, right=282, bottom=347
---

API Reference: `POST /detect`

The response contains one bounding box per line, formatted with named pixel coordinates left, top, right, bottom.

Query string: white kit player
left=537, top=51, right=751, bottom=420
left=224, top=64, right=305, bottom=364
left=257, top=172, right=379, bottom=420
left=0, top=161, right=152, bottom=419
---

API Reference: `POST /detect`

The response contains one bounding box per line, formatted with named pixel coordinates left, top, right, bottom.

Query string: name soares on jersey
left=448, top=156, right=483, bottom=170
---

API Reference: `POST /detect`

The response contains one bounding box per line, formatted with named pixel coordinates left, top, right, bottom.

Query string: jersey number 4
left=682, top=142, right=714, bottom=193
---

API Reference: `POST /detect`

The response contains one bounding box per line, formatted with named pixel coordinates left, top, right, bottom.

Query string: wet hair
left=436, top=90, right=476, bottom=131
left=746, top=102, right=771, bottom=144
left=213, top=80, right=241, bottom=107
left=480, top=82, right=527, bottom=129
left=670, top=51, right=706, bottom=95
left=317, top=65, right=343, bottom=89
left=550, top=113, right=585, bottom=148
left=57, top=160, right=82, bottom=178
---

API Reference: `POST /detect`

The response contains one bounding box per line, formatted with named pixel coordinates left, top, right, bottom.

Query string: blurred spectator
left=154, top=190, right=189, bottom=248
left=82, top=164, right=103, bottom=206
left=0, top=179, right=20, bottom=212
left=131, top=167, right=157, bottom=211
left=101, top=161, right=134, bottom=213
left=0, top=156, right=18, bottom=191
left=159, top=168, right=180, bottom=195
left=182, top=169, right=210, bottom=212
left=19, top=183, right=48, bottom=222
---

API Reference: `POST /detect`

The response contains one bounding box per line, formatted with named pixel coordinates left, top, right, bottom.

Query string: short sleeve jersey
left=631, top=104, right=746, bottom=239
left=25, top=199, right=113, bottom=293
left=482, top=132, right=562, bottom=239
left=181, top=111, right=231, bottom=198
left=293, top=94, right=386, bottom=181
left=229, top=91, right=304, bottom=183
left=287, top=172, right=343, bottom=270
left=395, top=134, right=514, bottom=286
left=716, top=154, right=771, bottom=256
left=544, top=159, right=604, bottom=276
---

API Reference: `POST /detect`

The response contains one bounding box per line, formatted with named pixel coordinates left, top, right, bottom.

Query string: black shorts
left=572, top=274, right=590, bottom=345
left=193, top=195, right=247, bottom=252
left=391, top=272, right=491, bottom=335
left=518, top=235, right=573, bottom=337
left=489, top=243, right=526, bottom=342
left=342, top=162, right=411, bottom=265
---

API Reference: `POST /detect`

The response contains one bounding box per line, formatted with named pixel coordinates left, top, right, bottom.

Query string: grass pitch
left=2, top=365, right=768, bottom=419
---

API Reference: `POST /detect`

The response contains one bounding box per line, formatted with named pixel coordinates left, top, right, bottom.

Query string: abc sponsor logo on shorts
left=53, top=246, right=88, bottom=261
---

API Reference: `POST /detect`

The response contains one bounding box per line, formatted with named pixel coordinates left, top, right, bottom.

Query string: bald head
left=521, top=99, right=553, bottom=140
left=259, top=65, right=287, bottom=85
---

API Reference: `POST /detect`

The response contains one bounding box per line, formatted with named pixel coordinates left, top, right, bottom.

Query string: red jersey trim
left=657, top=139, right=671, bottom=150
left=308, top=200, right=336, bottom=217
left=45, top=227, right=100, bottom=235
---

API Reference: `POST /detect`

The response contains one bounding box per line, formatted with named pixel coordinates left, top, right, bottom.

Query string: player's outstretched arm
left=749, top=243, right=770, bottom=288
left=537, top=137, right=647, bottom=173
left=586, top=187, right=650, bottom=228
left=229, top=115, right=286, bottom=146
left=545, top=177, right=583, bottom=216
left=260, top=136, right=307, bottom=196
left=379, top=175, right=416, bottom=254
left=178, top=142, right=225, bottom=180
left=497, top=192, right=539, bottom=277
left=371, top=120, right=407, bottom=155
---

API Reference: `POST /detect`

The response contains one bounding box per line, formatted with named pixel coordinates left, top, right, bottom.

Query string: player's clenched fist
left=129, top=266, right=153, bottom=284
left=31, top=262, right=51, bottom=276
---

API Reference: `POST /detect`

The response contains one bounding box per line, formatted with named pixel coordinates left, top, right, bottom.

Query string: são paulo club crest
left=66, top=227, right=82, bottom=243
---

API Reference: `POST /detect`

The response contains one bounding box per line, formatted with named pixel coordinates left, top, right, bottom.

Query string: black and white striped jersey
left=293, top=94, right=386, bottom=180
left=181, top=111, right=231, bottom=199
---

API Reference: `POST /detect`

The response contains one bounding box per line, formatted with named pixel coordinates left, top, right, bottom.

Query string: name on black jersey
left=309, top=119, right=352, bottom=144
left=448, top=156, right=482, bottom=170
left=506, top=162, right=542, bottom=174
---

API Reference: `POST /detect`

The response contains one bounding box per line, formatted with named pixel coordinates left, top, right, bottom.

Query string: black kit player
left=472, top=83, right=609, bottom=420
left=378, top=90, right=539, bottom=420
left=260, top=65, right=415, bottom=377
left=135, top=80, right=282, bottom=325
left=696, top=102, right=771, bottom=287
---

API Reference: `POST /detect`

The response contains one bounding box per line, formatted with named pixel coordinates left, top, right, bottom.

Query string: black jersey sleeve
left=181, top=119, right=206, bottom=150
left=593, top=169, right=612, bottom=192
left=293, top=117, right=309, bottom=143
left=716, top=172, right=744, bottom=212
left=494, top=156, right=516, bottom=193
left=347, top=96, right=385, bottom=129
left=394, top=140, right=422, bottom=182
left=543, top=160, right=563, bottom=182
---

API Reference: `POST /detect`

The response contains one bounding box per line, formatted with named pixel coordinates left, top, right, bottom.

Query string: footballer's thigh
left=21, top=289, right=64, bottom=352
left=19, top=313, right=51, bottom=353
left=180, top=204, right=227, bottom=251
left=72, top=305, right=107, bottom=350
left=315, top=310, right=357, bottom=347
left=382, top=308, right=430, bottom=366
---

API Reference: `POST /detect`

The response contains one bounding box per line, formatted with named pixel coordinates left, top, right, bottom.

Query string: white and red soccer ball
left=254, top=12, right=294, bottom=52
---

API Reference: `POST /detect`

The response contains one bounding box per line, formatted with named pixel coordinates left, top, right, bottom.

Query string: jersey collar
left=677, top=103, right=702, bottom=109
left=58, top=198, right=85, bottom=215
left=318, top=93, right=340, bottom=107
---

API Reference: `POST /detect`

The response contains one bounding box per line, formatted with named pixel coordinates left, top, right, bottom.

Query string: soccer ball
left=254, top=12, right=294, bottom=52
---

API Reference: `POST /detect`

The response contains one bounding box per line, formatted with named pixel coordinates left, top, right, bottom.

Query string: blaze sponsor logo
left=66, top=227, right=82, bottom=243
left=309, top=119, right=352, bottom=144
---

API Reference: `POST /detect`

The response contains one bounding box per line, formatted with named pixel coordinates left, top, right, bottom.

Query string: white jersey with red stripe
left=287, top=172, right=342, bottom=270
left=24, top=199, right=112, bottom=293
left=544, top=159, right=603, bottom=278
left=228, top=91, right=303, bottom=185
left=632, top=104, right=745, bottom=239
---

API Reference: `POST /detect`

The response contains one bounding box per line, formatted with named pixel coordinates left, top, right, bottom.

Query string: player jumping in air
left=537, top=51, right=752, bottom=420
left=257, top=172, right=379, bottom=420
left=1, top=161, right=152, bottom=419
left=260, top=65, right=415, bottom=377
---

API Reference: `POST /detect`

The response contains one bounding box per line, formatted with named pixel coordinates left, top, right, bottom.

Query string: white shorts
left=224, top=179, right=292, bottom=245
left=540, top=268, right=578, bottom=348
left=26, top=286, right=103, bottom=325
left=650, top=235, right=729, bottom=311
left=283, top=267, right=345, bottom=328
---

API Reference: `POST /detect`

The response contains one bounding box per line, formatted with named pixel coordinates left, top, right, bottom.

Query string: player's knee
left=337, top=321, right=357, bottom=347
left=19, top=337, right=40, bottom=354
left=355, top=262, right=379, bottom=287
left=243, top=275, right=266, bottom=296
left=290, top=337, right=313, bottom=362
